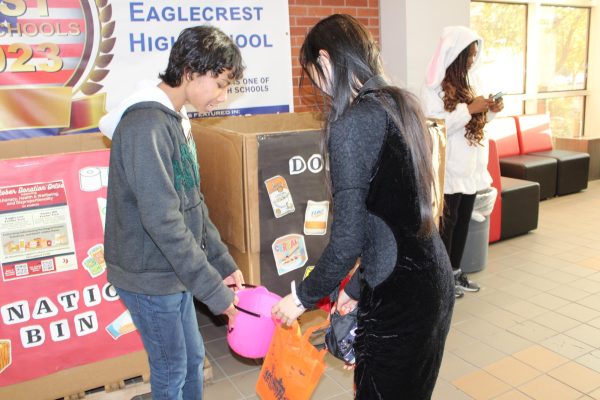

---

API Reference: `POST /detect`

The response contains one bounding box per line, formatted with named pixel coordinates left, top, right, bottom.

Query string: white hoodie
left=421, top=26, right=493, bottom=195
left=99, top=80, right=191, bottom=140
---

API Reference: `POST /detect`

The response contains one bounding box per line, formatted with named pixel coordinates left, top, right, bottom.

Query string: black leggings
left=439, top=193, right=476, bottom=271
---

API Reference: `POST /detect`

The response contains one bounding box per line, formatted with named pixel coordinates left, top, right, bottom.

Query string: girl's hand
left=336, top=289, right=358, bottom=370
left=343, top=362, right=356, bottom=371
left=272, top=294, right=306, bottom=326
left=489, top=98, right=504, bottom=113
left=468, top=96, right=493, bottom=114
left=335, top=289, right=358, bottom=315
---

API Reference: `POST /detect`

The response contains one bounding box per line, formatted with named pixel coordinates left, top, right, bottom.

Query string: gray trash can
left=460, top=214, right=490, bottom=273
left=460, top=187, right=496, bottom=273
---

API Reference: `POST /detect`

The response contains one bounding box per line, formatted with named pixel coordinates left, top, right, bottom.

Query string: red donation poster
left=0, top=150, right=144, bottom=387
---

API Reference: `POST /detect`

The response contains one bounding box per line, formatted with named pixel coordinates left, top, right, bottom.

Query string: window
left=537, top=96, right=585, bottom=138
left=470, top=1, right=591, bottom=137
left=471, top=2, right=527, bottom=95
left=537, top=6, right=589, bottom=92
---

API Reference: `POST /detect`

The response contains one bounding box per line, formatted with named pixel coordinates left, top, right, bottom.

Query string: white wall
left=379, top=1, right=407, bottom=88
left=380, top=0, right=470, bottom=95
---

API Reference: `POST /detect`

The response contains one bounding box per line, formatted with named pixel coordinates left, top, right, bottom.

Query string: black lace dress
left=297, top=93, right=454, bottom=399
left=353, top=108, right=454, bottom=399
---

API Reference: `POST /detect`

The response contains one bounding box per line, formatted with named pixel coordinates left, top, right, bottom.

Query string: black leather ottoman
left=529, top=150, right=589, bottom=195
left=500, top=155, right=557, bottom=200
left=500, top=177, right=540, bottom=240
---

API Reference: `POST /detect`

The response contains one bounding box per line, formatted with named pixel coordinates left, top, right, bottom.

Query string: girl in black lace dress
left=272, top=14, right=454, bottom=399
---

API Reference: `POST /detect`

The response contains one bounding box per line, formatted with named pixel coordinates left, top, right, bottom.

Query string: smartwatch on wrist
left=290, top=281, right=306, bottom=311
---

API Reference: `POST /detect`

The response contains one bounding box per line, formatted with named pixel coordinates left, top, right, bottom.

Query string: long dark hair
left=299, top=14, right=435, bottom=236
left=441, top=42, right=485, bottom=145
left=160, top=25, right=245, bottom=86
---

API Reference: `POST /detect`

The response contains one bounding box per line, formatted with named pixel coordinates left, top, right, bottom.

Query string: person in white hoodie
left=421, top=26, right=503, bottom=299
left=100, top=26, right=245, bottom=400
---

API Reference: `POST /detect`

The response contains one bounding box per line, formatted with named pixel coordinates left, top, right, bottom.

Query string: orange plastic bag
left=256, top=321, right=327, bottom=400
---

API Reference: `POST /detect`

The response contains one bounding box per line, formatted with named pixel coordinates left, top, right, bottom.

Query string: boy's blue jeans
left=116, top=288, right=204, bottom=400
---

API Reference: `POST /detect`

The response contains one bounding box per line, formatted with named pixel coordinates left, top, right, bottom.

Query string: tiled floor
left=90, top=180, right=600, bottom=399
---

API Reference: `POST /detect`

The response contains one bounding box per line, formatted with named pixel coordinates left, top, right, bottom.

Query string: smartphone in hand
left=492, top=92, right=504, bottom=102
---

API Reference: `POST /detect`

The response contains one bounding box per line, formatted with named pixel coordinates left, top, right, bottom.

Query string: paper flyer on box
left=0, top=181, right=77, bottom=282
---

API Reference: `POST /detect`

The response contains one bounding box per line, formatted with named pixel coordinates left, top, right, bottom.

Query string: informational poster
left=0, top=150, right=144, bottom=386
left=0, top=0, right=293, bottom=140
left=0, top=181, right=77, bottom=282
left=257, top=131, right=333, bottom=296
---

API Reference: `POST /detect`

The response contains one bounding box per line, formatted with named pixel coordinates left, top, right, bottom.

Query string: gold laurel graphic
left=79, top=0, right=115, bottom=96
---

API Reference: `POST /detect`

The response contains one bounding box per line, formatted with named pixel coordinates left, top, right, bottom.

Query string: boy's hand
left=223, top=270, right=245, bottom=291
left=223, top=295, right=239, bottom=328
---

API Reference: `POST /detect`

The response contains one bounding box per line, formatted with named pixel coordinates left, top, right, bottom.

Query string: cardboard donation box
left=192, top=113, right=447, bottom=295
left=0, top=134, right=149, bottom=400
left=192, top=112, right=332, bottom=295
left=427, top=118, right=446, bottom=224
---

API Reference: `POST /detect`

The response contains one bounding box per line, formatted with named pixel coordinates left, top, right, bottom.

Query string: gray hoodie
left=100, top=82, right=237, bottom=315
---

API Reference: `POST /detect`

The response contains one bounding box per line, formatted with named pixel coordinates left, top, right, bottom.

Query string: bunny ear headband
left=425, top=26, right=483, bottom=88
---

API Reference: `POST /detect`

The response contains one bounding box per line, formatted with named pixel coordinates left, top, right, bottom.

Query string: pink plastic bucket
left=227, top=285, right=281, bottom=359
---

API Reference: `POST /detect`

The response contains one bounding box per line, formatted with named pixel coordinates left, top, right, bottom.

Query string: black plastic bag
left=324, top=307, right=358, bottom=364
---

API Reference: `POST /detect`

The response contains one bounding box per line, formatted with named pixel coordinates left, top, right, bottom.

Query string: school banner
left=0, top=150, right=146, bottom=386
left=0, top=0, right=293, bottom=140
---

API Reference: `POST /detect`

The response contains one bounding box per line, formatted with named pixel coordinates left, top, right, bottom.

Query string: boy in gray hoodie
left=100, top=26, right=245, bottom=400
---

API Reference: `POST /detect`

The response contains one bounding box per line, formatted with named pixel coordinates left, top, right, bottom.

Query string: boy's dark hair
left=160, top=25, right=245, bottom=86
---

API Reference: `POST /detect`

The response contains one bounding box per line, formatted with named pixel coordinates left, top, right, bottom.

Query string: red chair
left=515, top=114, right=553, bottom=154
left=488, top=139, right=539, bottom=241
left=485, top=117, right=557, bottom=200
left=487, top=139, right=502, bottom=243
left=515, top=114, right=589, bottom=196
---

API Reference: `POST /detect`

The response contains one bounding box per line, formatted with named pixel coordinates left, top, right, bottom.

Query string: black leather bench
left=500, top=176, right=540, bottom=240
left=515, top=114, right=589, bottom=196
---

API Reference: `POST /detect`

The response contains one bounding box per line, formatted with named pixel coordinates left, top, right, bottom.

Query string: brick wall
left=288, top=0, right=380, bottom=112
